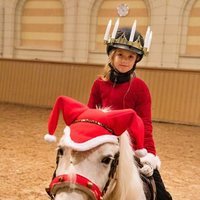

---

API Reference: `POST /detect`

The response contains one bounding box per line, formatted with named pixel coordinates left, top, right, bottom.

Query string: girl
left=88, top=27, right=172, bottom=200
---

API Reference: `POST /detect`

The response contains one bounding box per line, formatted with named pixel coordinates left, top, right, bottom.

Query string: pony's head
left=44, top=96, right=146, bottom=200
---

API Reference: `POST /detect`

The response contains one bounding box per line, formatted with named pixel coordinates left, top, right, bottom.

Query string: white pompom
left=44, top=133, right=56, bottom=142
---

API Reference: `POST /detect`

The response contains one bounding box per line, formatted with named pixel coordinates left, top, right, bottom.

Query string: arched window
left=95, top=0, right=149, bottom=52
left=186, top=0, right=200, bottom=56
left=20, top=0, right=64, bottom=50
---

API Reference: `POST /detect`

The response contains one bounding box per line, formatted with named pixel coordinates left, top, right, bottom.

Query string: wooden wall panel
left=0, top=59, right=199, bottom=126
left=0, top=59, right=101, bottom=107
left=137, top=68, right=200, bottom=125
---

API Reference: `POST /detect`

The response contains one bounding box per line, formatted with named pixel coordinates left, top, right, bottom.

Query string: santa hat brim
left=61, top=126, right=119, bottom=151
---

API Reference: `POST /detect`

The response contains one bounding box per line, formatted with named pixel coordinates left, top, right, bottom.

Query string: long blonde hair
left=100, top=50, right=116, bottom=81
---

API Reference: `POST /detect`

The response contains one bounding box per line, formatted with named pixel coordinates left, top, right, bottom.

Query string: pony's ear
left=45, top=96, right=88, bottom=141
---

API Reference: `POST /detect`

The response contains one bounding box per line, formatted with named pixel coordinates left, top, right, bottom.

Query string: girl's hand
left=139, top=153, right=161, bottom=177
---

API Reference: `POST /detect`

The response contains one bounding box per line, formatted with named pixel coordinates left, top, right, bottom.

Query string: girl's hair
left=99, top=49, right=116, bottom=81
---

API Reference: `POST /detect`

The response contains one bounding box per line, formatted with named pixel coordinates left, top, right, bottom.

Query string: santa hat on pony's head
left=44, top=96, right=146, bottom=154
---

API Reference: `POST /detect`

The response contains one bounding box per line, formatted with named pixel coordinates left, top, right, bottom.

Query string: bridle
left=46, top=118, right=120, bottom=200
left=46, top=174, right=102, bottom=200
left=45, top=148, right=156, bottom=200
left=46, top=149, right=119, bottom=200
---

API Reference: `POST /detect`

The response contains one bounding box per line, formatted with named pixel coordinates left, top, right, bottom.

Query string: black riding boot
left=153, top=169, right=173, bottom=200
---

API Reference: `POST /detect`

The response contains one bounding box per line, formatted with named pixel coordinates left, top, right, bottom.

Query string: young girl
left=87, top=27, right=172, bottom=200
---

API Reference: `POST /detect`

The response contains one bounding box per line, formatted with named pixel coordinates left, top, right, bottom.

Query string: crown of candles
left=104, top=18, right=152, bottom=55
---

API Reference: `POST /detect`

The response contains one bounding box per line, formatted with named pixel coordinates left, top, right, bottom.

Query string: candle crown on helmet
left=106, top=29, right=144, bottom=62
left=103, top=19, right=152, bottom=62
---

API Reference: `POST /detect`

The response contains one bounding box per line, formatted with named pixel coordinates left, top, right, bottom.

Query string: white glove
left=139, top=162, right=154, bottom=177
left=139, top=153, right=161, bottom=177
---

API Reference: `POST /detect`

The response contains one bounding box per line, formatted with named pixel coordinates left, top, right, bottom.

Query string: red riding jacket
left=87, top=77, right=156, bottom=155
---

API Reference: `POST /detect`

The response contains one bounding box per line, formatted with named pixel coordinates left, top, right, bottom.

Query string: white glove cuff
left=135, top=148, right=147, bottom=158
left=155, top=155, right=161, bottom=170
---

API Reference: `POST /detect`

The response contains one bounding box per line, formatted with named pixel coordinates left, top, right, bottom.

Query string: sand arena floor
left=0, top=103, right=200, bottom=200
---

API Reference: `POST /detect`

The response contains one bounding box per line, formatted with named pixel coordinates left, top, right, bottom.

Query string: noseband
left=46, top=150, right=119, bottom=200
left=46, top=174, right=102, bottom=200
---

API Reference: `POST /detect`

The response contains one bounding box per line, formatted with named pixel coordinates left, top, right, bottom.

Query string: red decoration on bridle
left=46, top=174, right=102, bottom=200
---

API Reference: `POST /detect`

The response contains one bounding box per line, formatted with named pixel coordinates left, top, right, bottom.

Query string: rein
left=134, top=156, right=157, bottom=200
left=46, top=149, right=120, bottom=200
left=102, top=152, right=119, bottom=196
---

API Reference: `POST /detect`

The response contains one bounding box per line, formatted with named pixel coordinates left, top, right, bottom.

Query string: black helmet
left=106, top=28, right=145, bottom=62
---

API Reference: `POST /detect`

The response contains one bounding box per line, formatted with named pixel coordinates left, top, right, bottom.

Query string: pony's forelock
left=56, top=142, right=77, bottom=187
left=97, top=106, right=112, bottom=113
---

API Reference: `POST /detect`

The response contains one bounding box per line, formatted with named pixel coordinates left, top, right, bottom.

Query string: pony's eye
left=101, top=156, right=112, bottom=165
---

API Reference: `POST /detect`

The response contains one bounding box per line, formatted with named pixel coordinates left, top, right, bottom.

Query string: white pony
left=46, top=131, right=146, bottom=200
left=44, top=96, right=148, bottom=200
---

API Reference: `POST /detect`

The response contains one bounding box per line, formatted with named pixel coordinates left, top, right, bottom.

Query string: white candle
left=111, top=18, right=119, bottom=39
left=129, top=20, right=137, bottom=42
left=144, top=26, right=150, bottom=48
left=104, top=19, right=112, bottom=41
left=147, top=30, right=152, bottom=51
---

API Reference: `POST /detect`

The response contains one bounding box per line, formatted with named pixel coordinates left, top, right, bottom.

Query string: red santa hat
left=44, top=96, right=146, bottom=155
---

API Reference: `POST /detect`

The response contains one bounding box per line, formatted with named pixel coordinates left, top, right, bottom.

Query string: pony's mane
left=106, top=131, right=146, bottom=200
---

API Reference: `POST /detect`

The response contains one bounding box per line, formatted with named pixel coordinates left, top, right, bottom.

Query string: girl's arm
left=134, top=80, right=156, bottom=155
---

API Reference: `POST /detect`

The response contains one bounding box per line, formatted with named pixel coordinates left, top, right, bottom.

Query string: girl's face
left=112, top=49, right=137, bottom=73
